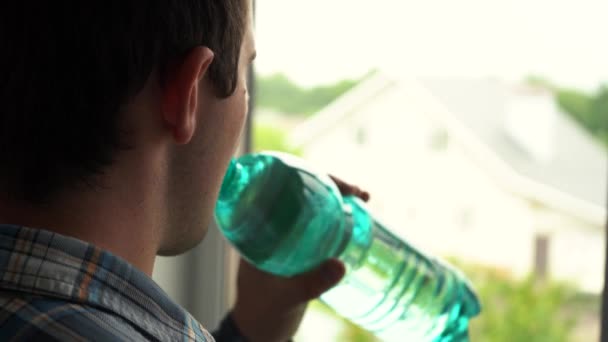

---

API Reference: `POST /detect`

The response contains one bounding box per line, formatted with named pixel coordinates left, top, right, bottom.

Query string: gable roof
left=420, top=77, right=607, bottom=209
left=290, top=72, right=607, bottom=226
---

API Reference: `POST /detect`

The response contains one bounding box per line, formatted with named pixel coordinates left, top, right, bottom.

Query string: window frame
left=601, top=182, right=608, bottom=341
left=152, top=2, right=257, bottom=327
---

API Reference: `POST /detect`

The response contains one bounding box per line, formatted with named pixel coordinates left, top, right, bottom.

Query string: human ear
left=161, top=46, right=214, bottom=144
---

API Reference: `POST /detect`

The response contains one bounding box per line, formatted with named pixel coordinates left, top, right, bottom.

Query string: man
left=0, top=1, right=369, bottom=341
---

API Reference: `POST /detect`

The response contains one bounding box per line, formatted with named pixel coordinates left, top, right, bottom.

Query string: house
left=289, top=72, right=607, bottom=293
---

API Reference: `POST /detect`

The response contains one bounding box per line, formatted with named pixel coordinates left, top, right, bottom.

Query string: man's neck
left=0, top=154, right=165, bottom=276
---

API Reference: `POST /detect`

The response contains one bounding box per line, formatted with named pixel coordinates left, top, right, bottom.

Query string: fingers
left=329, top=175, right=370, bottom=202
left=291, top=259, right=345, bottom=302
left=351, top=186, right=370, bottom=202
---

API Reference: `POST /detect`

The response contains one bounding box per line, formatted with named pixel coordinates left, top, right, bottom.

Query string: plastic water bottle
left=215, top=152, right=481, bottom=341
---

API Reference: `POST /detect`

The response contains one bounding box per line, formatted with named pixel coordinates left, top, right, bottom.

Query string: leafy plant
left=528, top=76, right=608, bottom=149
left=318, top=261, right=588, bottom=342
left=454, top=261, right=579, bottom=342
left=256, top=73, right=361, bottom=116
left=252, top=122, right=302, bottom=156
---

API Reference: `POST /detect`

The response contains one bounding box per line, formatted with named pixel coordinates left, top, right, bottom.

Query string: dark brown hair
left=0, top=1, right=247, bottom=203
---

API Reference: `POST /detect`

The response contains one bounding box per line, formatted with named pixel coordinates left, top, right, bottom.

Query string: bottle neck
left=220, top=158, right=237, bottom=191
left=335, top=203, right=355, bottom=255
left=215, top=159, right=246, bottom=234
left=218, top=159, right=244, bottom=206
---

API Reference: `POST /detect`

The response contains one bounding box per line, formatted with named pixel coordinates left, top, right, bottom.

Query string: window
left=428, top=127, right=449, bottom=152
left=355, top=127, right=367, bottom=145
left=252, top=1, right=608, bottom=341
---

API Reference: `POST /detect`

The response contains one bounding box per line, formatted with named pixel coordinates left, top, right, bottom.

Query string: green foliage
left=589, top=87, right=608, bottom=141
left=454, top=261, right=579, bottom=342
left=256, top=73, right=360, bottom=116
left=309, top=301, right=380, bottom=342
left=560, top=86, right=608, bottom=148
left=525, top=75, right=557, bottom=91
left=556, top=89, right=593, bottom=124
left=555, top=87, right=608, bottom=148
left=252, top=122, right=302, bottom=156
left=337, top=322, right=380, bottom=342
left=530, top=77, right=608, bottom=149
left=328, top=261, right=589, bottom=342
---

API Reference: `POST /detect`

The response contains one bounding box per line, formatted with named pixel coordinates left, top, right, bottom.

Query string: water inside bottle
left=321, top=197, right=481, bottom=341
left=215, top=154, right=481, bottom=341
left=216, top=154, right=350, bottom=276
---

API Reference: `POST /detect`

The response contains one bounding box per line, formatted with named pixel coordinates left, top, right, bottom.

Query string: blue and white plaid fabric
left=0, top=224, right=214, bottom=341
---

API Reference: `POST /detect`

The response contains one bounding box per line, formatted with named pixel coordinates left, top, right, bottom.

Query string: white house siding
left=298, top=82, right=604, bottom=293
left=550, top=216, right=605, bottom=293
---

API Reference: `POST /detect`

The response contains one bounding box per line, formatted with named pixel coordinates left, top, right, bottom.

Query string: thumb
left=290, top=259, right=345, bottom=303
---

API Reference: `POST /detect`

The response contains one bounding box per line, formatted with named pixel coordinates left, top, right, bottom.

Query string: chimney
left=504, top=85, right=557, bottom=163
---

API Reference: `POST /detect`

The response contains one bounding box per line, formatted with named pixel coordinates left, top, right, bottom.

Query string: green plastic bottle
left=215, top=152, right=481, bottom=341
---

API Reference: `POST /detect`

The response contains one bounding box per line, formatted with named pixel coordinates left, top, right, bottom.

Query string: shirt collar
left=0, top=224, right=212, bottom=341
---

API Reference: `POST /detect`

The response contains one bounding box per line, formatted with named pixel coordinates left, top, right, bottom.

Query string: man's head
left=0, top=1, right=256, bottom=256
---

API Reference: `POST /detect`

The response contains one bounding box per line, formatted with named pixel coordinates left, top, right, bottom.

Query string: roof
left=419, top=78, right=607, bottom=209
left=290, top=72, right=607, bottom=225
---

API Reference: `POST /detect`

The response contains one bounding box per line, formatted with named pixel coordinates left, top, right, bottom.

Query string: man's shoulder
left=0, top=291, right=151, bottom=341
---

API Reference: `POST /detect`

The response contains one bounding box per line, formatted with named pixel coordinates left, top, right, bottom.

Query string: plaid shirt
left=0, top=224, right=216, bottom=341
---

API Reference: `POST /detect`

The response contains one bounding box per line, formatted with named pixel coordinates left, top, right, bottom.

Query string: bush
left=455, top=261, right=578, bottom=342
left=256, top=73, right=360, bottom=116
left=555, top=87, right=607, bottom=149
left=324, top=261, right=582, bottom=341
left=252, top=122, right=302, bottom=156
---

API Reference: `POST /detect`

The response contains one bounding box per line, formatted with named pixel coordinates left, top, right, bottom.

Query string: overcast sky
left=255, top=0, right=608, bottom=91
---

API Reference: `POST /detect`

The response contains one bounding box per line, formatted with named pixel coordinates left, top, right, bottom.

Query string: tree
left=455, top=261, right=580, bottom=342
left=256, top=73, right=361, bottom=116
left=588, top=86, right=608, bottom=145
left=324, top=261, right=586, bottom=342
left=530, top=76, right=608, bottom=149
left=556, top=89, right=593, bottom=126
left=252, top=122, right=302, bottom=156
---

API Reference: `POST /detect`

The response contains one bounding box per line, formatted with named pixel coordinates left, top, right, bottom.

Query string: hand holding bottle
left=216, top=152, right=481, bottom=341
left=231, top=176, right=369, bottom=342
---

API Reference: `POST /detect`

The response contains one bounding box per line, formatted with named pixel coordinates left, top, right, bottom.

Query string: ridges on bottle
left=215, top=152, right=481, bottom=341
